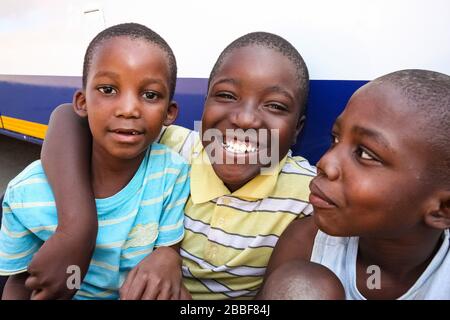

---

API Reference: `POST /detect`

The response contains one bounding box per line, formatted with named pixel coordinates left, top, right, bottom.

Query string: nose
left=114, top=91, right=141, bottom=119
left=316, top=147, right=341, bottom=181
left=230, top=99, right=263, bottom=129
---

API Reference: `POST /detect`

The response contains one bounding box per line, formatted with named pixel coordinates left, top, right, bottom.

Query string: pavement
left=0, top=134, right=41, bottom=196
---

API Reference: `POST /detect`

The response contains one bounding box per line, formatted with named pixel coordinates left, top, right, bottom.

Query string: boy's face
left=75, top=37, right=176, bottom=160
left=309, top=83, right=437, bottom=238
left=202, top=46, right=303, bottom=191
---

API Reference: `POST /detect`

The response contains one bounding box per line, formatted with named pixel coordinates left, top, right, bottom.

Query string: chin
left=110, top=148, right=145, bottom=160
left=213, top=163, right=261, bottom=186
left=313, top=213, right=348, bottom=237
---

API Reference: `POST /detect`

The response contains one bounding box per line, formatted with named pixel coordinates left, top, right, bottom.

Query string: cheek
left=144, top=107, right=166, bottom=119
left=86, top=93, right=103, bottom=108
left=271, top=120, right=298, bottom=153
left=86, top=107, right=105, bottom=126
left=142, top=108, right=167, bottom=132
left=202, top=104, right=228, bottom=129
left=86, top=95, right=109, bottom=116
left=343, top=174, right=423, bottom=230
left=344, top=177, right=390, bottom=210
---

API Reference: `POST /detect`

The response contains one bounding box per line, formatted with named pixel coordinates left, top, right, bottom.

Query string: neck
left=355, top=228, right=444, bottom=299
left=358, top=227, right=443, bottom=277
left=91, top=143, right=145, bottom=198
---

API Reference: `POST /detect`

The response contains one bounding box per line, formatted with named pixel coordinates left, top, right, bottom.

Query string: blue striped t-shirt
left=0, top=143, right=190, bottom=299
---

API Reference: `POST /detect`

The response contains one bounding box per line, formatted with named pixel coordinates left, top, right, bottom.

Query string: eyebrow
left=212, top=79, right=295, bottom=102
left=93, top=71, right=167, bottom=89
left=212, top=78, right=240, bottom=87
left=93, top=71, right=120, bottom=80
left=351, top=126, right=392, bottom=151
left=139, top=77, right=167, bottom=89
left=266, top=85, right=295, bottom=104
left=332, top=117, right=342, bottom=131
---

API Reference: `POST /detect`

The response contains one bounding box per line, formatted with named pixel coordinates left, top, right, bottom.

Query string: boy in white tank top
left=261, top=69, right=450, bottom=300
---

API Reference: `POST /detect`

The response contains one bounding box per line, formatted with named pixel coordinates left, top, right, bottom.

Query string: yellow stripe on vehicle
left=1, top=115, right=47, bottom=139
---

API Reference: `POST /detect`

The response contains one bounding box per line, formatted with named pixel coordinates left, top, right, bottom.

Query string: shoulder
left=159, top=125, right=202, bottom=162
left=272, top=155, right=316, bottom=202
left=159, top=125, right=199, bottom=152
left=160, top=124, right=193, bottom=140
left=149, top=143, right=190, bottom=171
left=7, top=160, right=44, bottom=186
left=279, top=216, right=318, bottom=259
left=145, top=144, right=190, bottom=192
left=266, top=216, right=319, bottom=276
left=5, top=160, right=48, bottom=193
left=282, top=155, right=317, bottom=177
left=3, top=160, right=54, bottom=215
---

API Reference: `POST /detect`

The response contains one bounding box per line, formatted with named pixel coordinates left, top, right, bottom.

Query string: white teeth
left=115, top=130, right=139, bottom=135
left=222, top=140, right=258, bottom=154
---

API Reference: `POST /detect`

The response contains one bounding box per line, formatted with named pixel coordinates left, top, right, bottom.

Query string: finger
left=119, top=268, right=138, bottom=299
left=122, top=275, right=147, bottom=300
left=169, top=283, right=181, bottom=300
left=27, top=252, right=46, bottom=275
left=57, top=289, right=78, bottom=300
left=26, top=264, right=40, bottom=278
left=25, top=276, right=42, bottom=291
left=31, top=289, right=50, bottom=300
left=27, top=264, right=36, bottom=276
left=141, top=282, right=161, bottom=300
left=179, top=284, right=192, bottom=300
left=154, top=284, right=171, bottom=300
left=171, top=291, right=180, bottom=300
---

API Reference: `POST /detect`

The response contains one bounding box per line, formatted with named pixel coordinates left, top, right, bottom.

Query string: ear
left=424, top=191, right=450, bottom=230
left=291, top=115, right=306, bottom=146
left=73, top=90, right=88, bottom=118
left=163, top=101, right=179, bottom=126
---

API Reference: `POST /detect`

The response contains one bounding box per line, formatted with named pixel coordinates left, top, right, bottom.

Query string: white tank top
left=310, top=229, right=450, bottom=300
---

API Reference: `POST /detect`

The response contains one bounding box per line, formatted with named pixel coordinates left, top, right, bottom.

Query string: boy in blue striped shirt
left=0, top=23, right=190, bottom=300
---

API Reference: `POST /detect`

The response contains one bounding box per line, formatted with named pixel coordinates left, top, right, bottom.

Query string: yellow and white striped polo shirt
left=159, top=125, right=316, bottom=300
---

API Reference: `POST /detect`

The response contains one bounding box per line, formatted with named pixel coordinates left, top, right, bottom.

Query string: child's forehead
left=96, top=36, right=163, bottom=55
left=92, top=37, right=170, bottom=71
left=213, top=46, right=301, bottom=92
left=87, top=36, right=172, bottom=88
left=348, top=82, right=410, bottom=118
left=339, top=83, right=430, bottom=152
left=222, top=45, right=296, bottom=69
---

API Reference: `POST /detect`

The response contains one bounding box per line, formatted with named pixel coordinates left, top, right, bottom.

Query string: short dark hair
left=208, top=32, right=309, bottom=117
left=374, top=69, right=450, bottom=186
left=82, top=23, right=177, bottom=100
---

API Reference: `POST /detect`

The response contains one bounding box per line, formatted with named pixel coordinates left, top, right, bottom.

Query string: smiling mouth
left=221, top=138, right=259, bottom=154
left=112, top=129, right=143, bottom=135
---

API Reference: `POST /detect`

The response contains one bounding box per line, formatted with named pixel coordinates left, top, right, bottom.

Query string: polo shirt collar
left=190, top=147, right=287, bottom=204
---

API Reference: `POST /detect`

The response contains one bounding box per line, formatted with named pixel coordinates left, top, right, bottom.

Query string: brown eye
left=98, top=86, right=116, bottom=95
left=216, top=92, right=236, bottom=100
left=143, top=91, right=159, bottom=101
left=331, top=134, right=339, bottom=145
left=360, top=150, right=373, bottom=160
left=265, top=103, right=288, bottom=111
left=355, top=146, right=379, bottom=162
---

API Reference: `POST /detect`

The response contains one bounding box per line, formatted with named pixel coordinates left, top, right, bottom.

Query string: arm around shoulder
left=41, top=102, right=95, bottom=230
left=24, top=103, right=97, bottom=299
